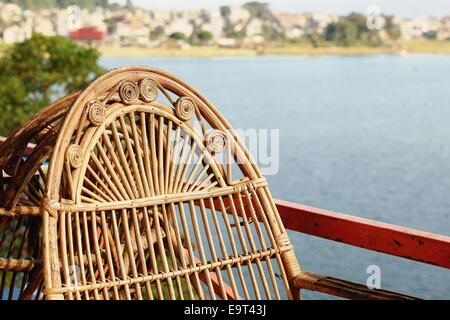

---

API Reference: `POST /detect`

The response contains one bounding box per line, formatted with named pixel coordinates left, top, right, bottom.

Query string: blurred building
left=70, top=26, right=106, bottom=41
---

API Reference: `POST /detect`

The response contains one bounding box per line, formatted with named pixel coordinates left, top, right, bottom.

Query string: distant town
left=0, top=1, right=449, bottom=50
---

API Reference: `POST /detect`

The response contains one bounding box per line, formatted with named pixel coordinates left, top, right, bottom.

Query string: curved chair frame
left=0, top=66, right=302, bottom=300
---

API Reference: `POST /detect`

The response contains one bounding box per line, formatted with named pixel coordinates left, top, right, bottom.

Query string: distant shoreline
left=99, top=41, right=450, bottom=58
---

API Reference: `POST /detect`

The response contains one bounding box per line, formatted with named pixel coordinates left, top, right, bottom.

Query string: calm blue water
left=100, top=54, right=450, bottom=299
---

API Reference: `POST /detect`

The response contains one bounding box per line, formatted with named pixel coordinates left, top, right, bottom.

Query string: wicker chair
left=0, top=66, right=419, bottom=300
left=0, top=66, right=304, bottom=300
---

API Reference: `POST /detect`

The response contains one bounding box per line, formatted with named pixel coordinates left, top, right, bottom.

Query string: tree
left=125, top=0, right=134, bottom=10
left=262, top=24, right=284, bottom=41
left=220, top=6, right=231, bottom=18
left=228, top=31, right=246, bottom=40
left=243, top=2, right=274, bottom=21
left=169, top=32, right=187, bottom=41
left=325, top=12, right=382, bottom=47
left=150, top=26, right=165, bottom=40
left=384, top=16, right=401, bottom=40
left=194, top=30, right=213, bottom=44
left=0, top=33, right=103, bottom=136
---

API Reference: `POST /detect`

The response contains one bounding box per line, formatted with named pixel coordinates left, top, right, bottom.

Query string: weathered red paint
left=275, top=199, right=450, bottom=270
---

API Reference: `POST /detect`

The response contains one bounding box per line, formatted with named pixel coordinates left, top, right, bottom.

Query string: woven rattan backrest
left=2, top=66, right=302, bottom=300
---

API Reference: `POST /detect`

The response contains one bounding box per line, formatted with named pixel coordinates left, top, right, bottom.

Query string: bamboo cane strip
left=119, top=209, right=143, bottom=299
left=217, top=196, right=250, bottom=299
left=243, top=190, right=281, bottom=299
left=64, top=159, right=75, bottom=201
left=141, top=207, right=164, bottom=299
left=95, top=140, right=131, bottom=201
left=187, top=165, right=210, bottom=193
left=193, top=174, right=215, bottom=192
left=167, top=126, right=182, bottom=194
left=90, top=211, right=110, bottom=299
left=1, top=217, right=22, bottom=298
left=100, top=132, right=135, bottom=199
left=187, top=200, right=216, bottom=299
left=172, top=134, right=191, bottom=195
left=110, top=210, right=132, bottom=299
left=81, top=211, right=100, bottom=299
left=248, top=190, right=289, bottom=292
left=129, top=207, right=153, bottom=299
left=207, top=198, right=240, bottom=299
left=157, top=116, right=166, bottom=195
left=177, top=202, right=205, bottom=299
left=149, top=114, right=161, bottom=195
left=223, top=195, right=259, bottom=298
left=66, top=212, right=82, bottom=300
left=86, top=166, right=119, bottom=202
left=81, top=187, right=107, bottom=203
left=80, top=196, right=100, bottom=204
left=19, top=267, right=43, bottom=300
left=73, top=212, right=90, bottom=299
left=130, top=113, right=151, bottom=197
left=0, top=257, right=38, bottom=272
left=0, top=206, right=41, bottom=217
left=174, top=142, right=197, bottom=194
left=119, top=115, right=145, bottom=198
left=83, top=177, right=114, bottom=202
left=110, top=120, right=140, bottom=198
left=182, top=153, right=205, bottom=193
left=160, top=205, right=185, bottom=299
left=0, top=218, right=12, bottom=253
left=164, top=121, right=173, bottom=195
left=156, top=83, right=176, bottom=106
left=22, top=187, right=41, bottom=205
left=8, top=218, right=30, bottom=299
left=168, top=203, right=195, bottom=299
left=99, top=211, right=121, bottom=300
left=198, top=199, right=228, bottom=300
left=140, top=112, right=156, bottom=197
left=235, top=192, right=273, bottom=299
left=59, top=212, right=73, bottom=300
left=89, top=155, right=125, bottom=202
left=151, top=205, right=175, bottom=299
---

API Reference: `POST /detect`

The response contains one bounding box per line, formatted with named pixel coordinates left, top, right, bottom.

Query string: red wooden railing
left=275, top=200, right=450, bottom=270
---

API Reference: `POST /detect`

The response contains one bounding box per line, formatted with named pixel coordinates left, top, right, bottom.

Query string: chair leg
left=292, top=270, right=422, bottom=300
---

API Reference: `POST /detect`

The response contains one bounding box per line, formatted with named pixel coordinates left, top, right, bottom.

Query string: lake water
left=100, top=54, right=450, bottom=300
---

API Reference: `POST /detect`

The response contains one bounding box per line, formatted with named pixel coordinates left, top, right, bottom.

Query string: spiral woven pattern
left=66, top=144, right=83, bottom=169
left=205, top=130, right=228, bottom=154
left=139, top=78, right=159, bottom=102
left=119, top=80, right=139, bottom=105
left=175, top=97, right=196, bottom=121
left=87, top=100, right=105, bottom=126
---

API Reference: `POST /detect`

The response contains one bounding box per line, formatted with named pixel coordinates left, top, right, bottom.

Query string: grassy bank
left=99, top=40, right=450, bottom=57
left=2, top=39, right=450, bottom=58
left=263, top=46, right=399, bottom=56
left=403, top=39, right=450, bottom=54
left=99, top=46, right=258, bottom=57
